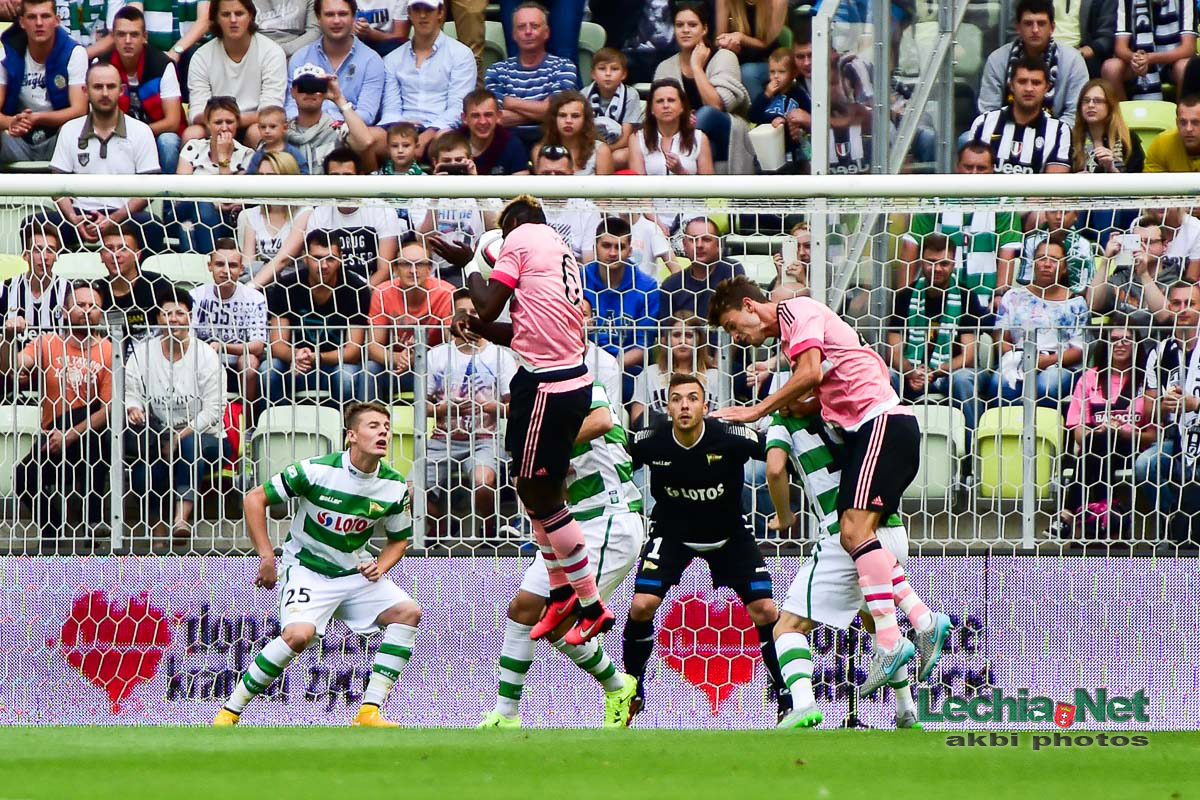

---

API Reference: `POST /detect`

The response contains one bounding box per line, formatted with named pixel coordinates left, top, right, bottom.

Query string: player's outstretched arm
left=714, top=349, right=823, bottom=424
left=574, top=405, right=614, bottom=446
left=244, top=486, right=278, bottom=589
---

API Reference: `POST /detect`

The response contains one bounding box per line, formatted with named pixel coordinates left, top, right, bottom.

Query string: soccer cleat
left=563, top=602, right=616, bottom=646
left=776, top=702, right=823, bottom=729
left=212, top=708, right=240, bottom=727
left=915, top=613, right=953, bottom=681
left=477, top=711, right=522, bottom=729
left=895, top=710, right=923, bottom=730
left=529, top=593, right=579, bottom=640
left=860, top=638, right=916, bottom=696
left=352, top=704, right=399, bottom=728
left=603, top=672, right=638, bottom=728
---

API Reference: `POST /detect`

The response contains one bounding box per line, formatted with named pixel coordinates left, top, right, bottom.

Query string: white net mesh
left=0, top=184, right=1191, bottom=729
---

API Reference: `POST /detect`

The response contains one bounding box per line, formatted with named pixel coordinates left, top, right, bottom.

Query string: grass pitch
left=0, top=728, right=1194, bottom=800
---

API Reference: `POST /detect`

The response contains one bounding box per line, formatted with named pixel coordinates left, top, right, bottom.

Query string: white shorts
left=277, top=562, right=414, bottom=637
left=781, top=526, right=909, bottom=630
left=519, top=510, right=645, bottom=601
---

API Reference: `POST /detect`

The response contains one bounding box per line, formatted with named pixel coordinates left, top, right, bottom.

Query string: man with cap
left=284, top=0, right=388, bottom=126
left=286, top=61, right=376, bottom=173
left=379, top=0, right=476, bottom=160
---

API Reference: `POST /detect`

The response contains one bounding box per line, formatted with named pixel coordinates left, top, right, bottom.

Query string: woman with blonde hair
left=630, top=315, right=720, bottom=429
left=533, top=91, right=614, bottom=176
left=714, top=0, right=788, bottom=100
left=1072, top=78, right=1144, bottom=174
left=237, top=151, right=313, bottom=269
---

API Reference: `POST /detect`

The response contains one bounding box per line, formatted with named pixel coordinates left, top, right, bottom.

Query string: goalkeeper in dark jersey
left=621, top=372, right=791, bottom=723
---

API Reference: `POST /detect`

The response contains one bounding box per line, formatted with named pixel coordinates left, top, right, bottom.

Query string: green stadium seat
left=578, top=21, right=606, bottom=81
left=975, top=406, right=1062, bottom=500
left=388, top=405, right=434, bottom=478
left=0, top=404, right=39, bottom=498
left=0, top=200, right=53, bottom=255
left=0, top=253, right=27, bottom=281
left=1, top=161, right=51, bottom=173
left=251, top=405, right=343, bottom=485
left=142, top=253, right=211, bottom=288
left=904, top=404, right=966, bottom=501
left=724, top=233, right=793, bottom=256
left=730, top=254, right=777, bottom=287
left=53, top=251, right=105, bottom=281
left=1120, top=100, right=1177, bottom=152
left=897, top=22, right=982, bottom=78
left=443, top=20, right=507, bottom=71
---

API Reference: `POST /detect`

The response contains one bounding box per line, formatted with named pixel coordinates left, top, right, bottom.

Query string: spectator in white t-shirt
left=185, top=0, right=288, bottom=146
left=176, top=95, right=256, bottom=253
left=237, top=150, right=314, bottom=267
left=630, top=313, right=719, bottom=430
left=425, top=288, right=516, bottom=537
left=580, top=295, right=622, bottom=408
left=532, top=144, right=600, bottom=264
left=190, top=239, right=269, bottom=407
left=125, top=287, right=227, bottom=550
left=355, top=0, right=410, bottom=56
left=0, top=0, right=88, bottom=164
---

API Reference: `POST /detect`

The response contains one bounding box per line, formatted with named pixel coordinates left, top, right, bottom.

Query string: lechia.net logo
left=918, top=688, right=1151, bottom=750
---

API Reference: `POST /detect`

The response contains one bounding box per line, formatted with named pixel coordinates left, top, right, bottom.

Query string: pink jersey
left=490, top=223, right=589, bottom=375
left=777, top=296, right=906, bottom=431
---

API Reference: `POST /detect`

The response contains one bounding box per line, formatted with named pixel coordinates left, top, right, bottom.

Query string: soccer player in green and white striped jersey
left=214, top=402, right=422, bottom=728
left=478, top=384, right=641, bottom=729
left=765, top=394, right=921, bottom=731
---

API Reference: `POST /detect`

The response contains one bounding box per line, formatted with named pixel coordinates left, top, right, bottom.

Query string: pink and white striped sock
left=530, top=519, right=569, bottom=590
left=852, top=539, right=901, bottom=651
left=892, top=564, right=933, bottom=633
left=539, top=506, right=600, bottom=607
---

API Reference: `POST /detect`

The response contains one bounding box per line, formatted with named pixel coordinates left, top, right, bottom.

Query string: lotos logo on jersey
left=315, top=511, right=370, bottom=533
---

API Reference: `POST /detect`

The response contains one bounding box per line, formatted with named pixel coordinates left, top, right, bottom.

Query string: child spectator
left=748, top=47, right=801, bottom=168
left=533, top=90, right=613, bottom=175
left=583, top=48, right=643, bottom=171
left=375, top=122, right=425, bottom=174
left=245, top=105, right=308, bottom=174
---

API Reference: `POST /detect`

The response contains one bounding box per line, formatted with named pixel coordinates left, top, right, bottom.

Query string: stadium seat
left=724, top=233, right=792, bottom=256
left=1120, top=101, right=1176, bottom=152
left=251, top=405, right=344, bottom=484
left=388, top=405, right=435, bottom=478
left=904, top=404, right=966, bottom=501
left=0, top=253, right=27, bottom=280
left=444, top=20, right=507, bottom=71
left=0, top=404, right=39, bottom=499
left=730, top=254, right=777, bottom=287
left=0, top=200, right=52, bottom=254
left=896, top=21, right=983, bottom=78
left=975, top=407, right=1062, bottom=500
left=577, top=21, right=606, bottom=81
left=0, top=161, right=51, bottom=173
left=53, top=251, right=105, bottom=280
left=142, top=253, right=211, bottom=288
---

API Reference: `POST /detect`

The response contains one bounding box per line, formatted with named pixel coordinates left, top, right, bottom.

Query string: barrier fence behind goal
left=0, top=175, right=1192, bottom=729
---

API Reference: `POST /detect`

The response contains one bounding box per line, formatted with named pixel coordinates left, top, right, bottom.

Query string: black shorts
left=633, top=523, right=774, bottom=605
left=505, top=366, right=591, bottom=482
left=837, top=410, right=921, bottom=519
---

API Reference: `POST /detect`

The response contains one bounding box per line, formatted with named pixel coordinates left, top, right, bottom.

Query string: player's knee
left=766, top=450, right=788, bottom=482
left=507, top=591, right=543, bottom=625
left=629, top=593, right=661, bottom=622
left=281, top=624, right=315, bottom=651
left=746, top=598, right=778, bottom=626
left=395, top=603, right=422, bottom=627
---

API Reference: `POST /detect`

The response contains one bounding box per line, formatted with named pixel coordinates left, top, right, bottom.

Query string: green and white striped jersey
left=567, top=385, right=643, bottom=522
left=262, top=450, right=413, bottom=578
left=766, top=412, right=903, bottom=537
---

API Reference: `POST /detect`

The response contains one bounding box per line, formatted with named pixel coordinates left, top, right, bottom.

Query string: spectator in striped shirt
left=483, top=2, right=578, bottom=137
left=965, top=56, right=1073, bottom=174
left=0, top=222, right=70, bottom=346
left=1103, top=0, right=1196, bottom=100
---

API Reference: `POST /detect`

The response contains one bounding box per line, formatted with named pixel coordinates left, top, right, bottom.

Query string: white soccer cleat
left=860, top=638, right=916, bottom=696
left=915, top=613, right=953, bottom=682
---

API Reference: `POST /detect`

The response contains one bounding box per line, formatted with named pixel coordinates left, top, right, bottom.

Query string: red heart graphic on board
left=49, top=591, right=173, bottom=714
left=656, top=593, right=761, bottom=714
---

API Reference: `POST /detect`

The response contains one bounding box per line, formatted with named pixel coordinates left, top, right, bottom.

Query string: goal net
left=0, top=175, right=1190, bottom=729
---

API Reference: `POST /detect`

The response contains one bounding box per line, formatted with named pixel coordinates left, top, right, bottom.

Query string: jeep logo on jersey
left=315, top=511, right=370, bottom=533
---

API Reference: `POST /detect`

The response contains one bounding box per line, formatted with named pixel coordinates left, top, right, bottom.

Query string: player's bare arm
left=575, top=405, right=615, bottom=445
left=244, top=485, right=277, bottom=589
left=714, top=349, right=822, bottom=424
left=359, top=539, right=409, bottom=582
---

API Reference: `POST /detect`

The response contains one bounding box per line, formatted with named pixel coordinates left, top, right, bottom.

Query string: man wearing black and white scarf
left=979, top=0, right=1089, bottom=125
left=1103, top=0, right=1197, bottom=100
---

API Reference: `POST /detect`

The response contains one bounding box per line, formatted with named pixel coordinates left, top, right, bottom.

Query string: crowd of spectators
left=6, top=0, right=1200, bottom=550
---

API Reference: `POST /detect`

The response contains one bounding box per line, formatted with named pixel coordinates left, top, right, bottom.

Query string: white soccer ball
left=472, top=229, right=504, bottom=279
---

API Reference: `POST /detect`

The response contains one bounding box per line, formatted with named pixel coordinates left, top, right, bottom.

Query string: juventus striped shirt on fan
left=489, top=223, right=590, bottom=386
left=776, top=296, right=904, bottom=431
left=966, top=107, right=1072, bottom=174
left=263, top=451, right=413, bottom=578
left=0, top=274, right=71, bottom=338
left=568, top=385, right=643, bottom=522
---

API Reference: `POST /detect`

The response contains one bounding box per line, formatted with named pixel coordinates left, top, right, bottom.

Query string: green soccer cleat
left=776, top=702, right=823, bottom=729
left=895, top=710, right=923, bottom=730
left=860, top=638, right=916, bottom=696
left=915, top=613, right=953, bottom=682
left=476, top=711, right=522, bottom=729
left=603, top=673, right=638, bottom=728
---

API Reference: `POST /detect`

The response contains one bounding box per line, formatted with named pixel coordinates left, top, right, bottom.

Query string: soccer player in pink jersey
left=446, top=195, right=627, bottom=656
left=707, top=277, right=952, bottom=703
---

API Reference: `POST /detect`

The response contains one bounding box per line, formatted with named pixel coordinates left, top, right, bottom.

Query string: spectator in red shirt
left=365, top=233, right=454, bottom=397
